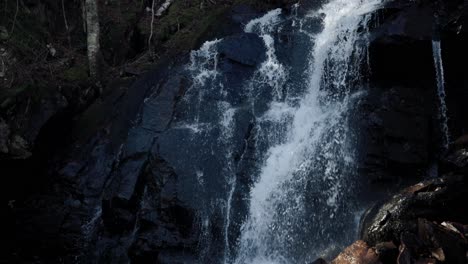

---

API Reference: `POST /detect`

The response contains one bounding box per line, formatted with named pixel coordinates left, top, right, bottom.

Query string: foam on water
left=189, top=39, right=221, bottom=87
left=245, top=9, right=287, bottom=99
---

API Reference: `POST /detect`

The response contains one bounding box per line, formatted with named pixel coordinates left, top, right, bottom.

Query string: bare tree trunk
left=84, top=0, right=100, bottom=78
left=156, top=0, right=173, bottom=17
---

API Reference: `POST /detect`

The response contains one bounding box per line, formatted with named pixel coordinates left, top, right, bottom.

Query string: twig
left=10, top=0, right=19, bottom=35
left=148, top=0, right=155, bottom=57
left=61, top=0, right=72, bottom=48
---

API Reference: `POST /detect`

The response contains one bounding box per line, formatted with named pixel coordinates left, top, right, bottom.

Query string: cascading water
left=234, top=1, right=383, bottom=263
left=178, top=0, right=384, bottom=263
left=432, top=40, right=450, bottom=151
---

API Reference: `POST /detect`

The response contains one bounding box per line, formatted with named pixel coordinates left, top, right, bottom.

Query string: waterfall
left=432, top=40, right=450, bottom=151
left=234, top=0, right=383, bottom=263
left=182, top=0, right=384, bottom=263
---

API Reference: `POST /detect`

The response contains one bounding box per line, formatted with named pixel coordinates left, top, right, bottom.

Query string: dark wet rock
left=417, top=219, right=467, bottom=263
left=356, top=170, right=468, bottom=264
left=356, top=86, right=432, bottom=186
left=218, top=33, right=267, bottom=66
left=379, top=218, right=468, bottom=264
left=334, top=157, right=468, bottom=264
left=357, top=0, right=468, bottom=189
left=356, top=0, right=439, bottom=188
left=361, top=174, right=468, bottom=245
left=89, top=23, right=267, bottom=260
left=102, top=198, right=137, bottom=234
left=374, top=242, right=398, bottom=264
left=230, top=5, right=264, bottom=26
left=310, top=258, right=328, bottom=264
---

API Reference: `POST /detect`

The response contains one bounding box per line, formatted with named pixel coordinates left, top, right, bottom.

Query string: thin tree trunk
left=85, top=0, right=100, bottom=78
left=62, top=0, right=71, bottom=48
left=148, top=0, right=155, bottom=57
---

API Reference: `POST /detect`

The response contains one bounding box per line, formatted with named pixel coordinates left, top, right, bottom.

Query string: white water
left=184, top=0, right=384, bottom=263
left=219, top=100, right=238, bottom=261
left=234, top=0, right=383, bottom=263
left=245, top=9, right=287, bottom=99
left=432, top=40, right=450, bottom=151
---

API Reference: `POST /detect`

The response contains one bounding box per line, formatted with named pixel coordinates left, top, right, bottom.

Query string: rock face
left=348, top=0, right=468, bottom=207
left=3, top=4, right=271, bottom=263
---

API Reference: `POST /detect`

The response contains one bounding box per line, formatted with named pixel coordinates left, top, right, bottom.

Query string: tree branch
left=61, top=0, right=71, bottom=48
left=148, top=0, right=155, bottom=57
left=10, top=0, right=19, bottom=35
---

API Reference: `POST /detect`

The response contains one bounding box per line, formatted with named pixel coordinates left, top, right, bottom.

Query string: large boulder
left=357, top=157, right=468, bottom=263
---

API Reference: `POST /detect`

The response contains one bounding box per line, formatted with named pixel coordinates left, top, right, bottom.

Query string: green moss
left=62, top=66, right=88, bottom=82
